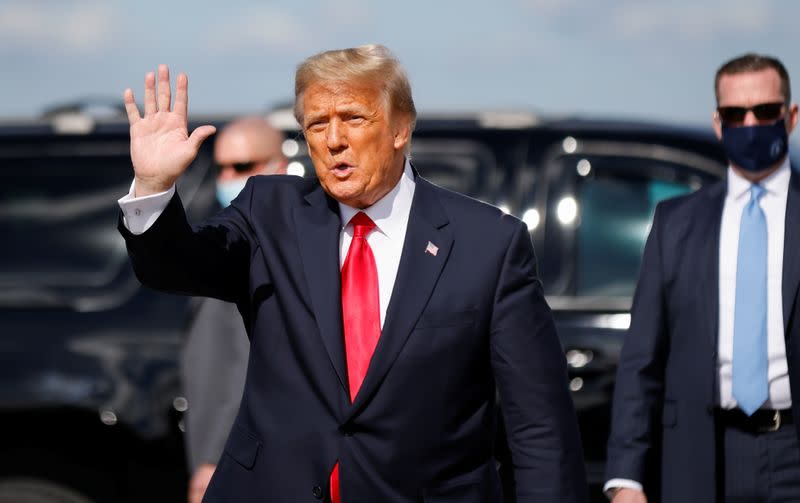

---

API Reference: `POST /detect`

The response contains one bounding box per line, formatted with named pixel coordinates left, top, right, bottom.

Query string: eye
left=305, top=120, right=327, bottom=132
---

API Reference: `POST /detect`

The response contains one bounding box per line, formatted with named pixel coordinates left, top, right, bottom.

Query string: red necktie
left=331, top=211, right=381, bottom=503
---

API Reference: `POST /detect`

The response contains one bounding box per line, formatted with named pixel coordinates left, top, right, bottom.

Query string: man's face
left=713, top=68, right=798, bottom=138
left=214, top=131, right=286, bottom=183
left=301, top=80, right=410, bottom=209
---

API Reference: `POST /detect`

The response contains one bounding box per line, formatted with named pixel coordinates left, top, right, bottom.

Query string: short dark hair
left=715, top=53, right=791, bottom=105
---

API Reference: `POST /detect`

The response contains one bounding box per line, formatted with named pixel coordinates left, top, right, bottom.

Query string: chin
left=325, top=186, right=364, bottom=207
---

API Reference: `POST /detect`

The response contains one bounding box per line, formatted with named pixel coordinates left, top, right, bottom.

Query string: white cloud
left=612, top=2, right=772, bottom=41
left=0, top=1, right=116, bottom=53
left=208, top=6, right=311, bottom=53
left=206, top=2, right=382, bottom=55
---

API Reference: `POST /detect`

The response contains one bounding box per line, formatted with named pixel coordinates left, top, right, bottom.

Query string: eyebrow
left=303, top=104, right=374, bottom=126
left=336, top=104, right=370, bottom=114
left=303, top=111, right=328, bottom=125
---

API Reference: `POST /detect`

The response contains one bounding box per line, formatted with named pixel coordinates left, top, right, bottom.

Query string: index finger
left=174, top=72, right=189, bottom=118
left=123, top=88, right=141, bottom=125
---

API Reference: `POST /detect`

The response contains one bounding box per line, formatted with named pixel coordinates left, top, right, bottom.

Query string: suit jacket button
left=312, top=485, right=323, bottom=499
left=339, top=424, right=354, bottom=437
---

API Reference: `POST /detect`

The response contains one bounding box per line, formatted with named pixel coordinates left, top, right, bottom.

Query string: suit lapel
left=347, top=177, right=453, bottom=417
left=292, top=185, right=348, bottom=393
left=700, top=181, right=726, bottom=348
left=782, top=168, right=800, bottom=335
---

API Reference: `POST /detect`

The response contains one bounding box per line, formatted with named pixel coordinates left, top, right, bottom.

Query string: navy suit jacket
left=119, top=173, right=588, bottom=502
left=606, top=169, right=800, bottom=502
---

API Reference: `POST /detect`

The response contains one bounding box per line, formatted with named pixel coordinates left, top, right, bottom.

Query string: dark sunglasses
left=216, top=161, right=261, bottom=174
left=717, top=102, right=785, bottom=124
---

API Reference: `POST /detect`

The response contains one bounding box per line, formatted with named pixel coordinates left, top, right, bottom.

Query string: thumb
left=188, top=125, right=217, bottom=151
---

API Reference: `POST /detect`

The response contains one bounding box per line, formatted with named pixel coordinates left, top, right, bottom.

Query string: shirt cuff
left=117, top=180, right=175, bottom=235
left=603, top=479, right=643, bottom=500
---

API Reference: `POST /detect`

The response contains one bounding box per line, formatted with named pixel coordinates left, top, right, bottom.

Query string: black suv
left=0, top=108, right=727, bottom=502
left=0, top=110, right=223, bottom=503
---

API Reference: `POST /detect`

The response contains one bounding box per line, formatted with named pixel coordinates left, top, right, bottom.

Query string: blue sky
left=2, top=0, right=798, bottom=126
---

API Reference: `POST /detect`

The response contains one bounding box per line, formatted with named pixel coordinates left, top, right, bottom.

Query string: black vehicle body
left=0, top=110, right=730, bottom=502
left=0, top=115, right=223, bottom=502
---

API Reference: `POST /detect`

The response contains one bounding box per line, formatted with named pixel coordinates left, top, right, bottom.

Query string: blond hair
left=293, top=44, right=417, bottom=132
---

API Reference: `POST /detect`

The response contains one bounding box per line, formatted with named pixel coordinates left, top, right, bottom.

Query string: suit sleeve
left=117, top=180, right=258, bottom=304
left=605, top=202, right=669, bottom=489
left=490, top=220, right=589, bottom=503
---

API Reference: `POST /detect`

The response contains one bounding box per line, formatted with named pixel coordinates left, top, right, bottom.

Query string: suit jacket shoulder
left=420, top=178, right=528, bottom=239
left=241, top=174, right=324, bottom=211
left=654, top=179, right=726, bottom=224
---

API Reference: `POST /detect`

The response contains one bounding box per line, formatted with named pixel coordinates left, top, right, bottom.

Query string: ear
left=393, top=116, right=412, bottom=151
left=712, top=109, right=723, bottom=140
left=786, top=102, right=799, bottom=135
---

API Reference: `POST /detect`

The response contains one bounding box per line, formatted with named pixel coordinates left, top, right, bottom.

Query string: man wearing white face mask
left=182, top=116, right=287, bottom=503
left=213, top=116, right=288, bottom=205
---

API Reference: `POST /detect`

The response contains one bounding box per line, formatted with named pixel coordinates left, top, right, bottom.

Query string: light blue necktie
left=732, top=184, right=769, bottom=416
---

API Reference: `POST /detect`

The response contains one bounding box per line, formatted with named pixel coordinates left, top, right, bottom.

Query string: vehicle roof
left=0, top=110, right=717, bottom=140
left=541, top=116, right=716, bottom=141
left=0, top=114, right=232, bottom=137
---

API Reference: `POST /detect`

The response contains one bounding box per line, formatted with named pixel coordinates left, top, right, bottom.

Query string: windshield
left=0, top=133, right=216, bottom=310
left=575, top=174, right=692, bottom=296
left=0, top=138, right=132, bottom=295
left=539, top=149, right=722, bottom=303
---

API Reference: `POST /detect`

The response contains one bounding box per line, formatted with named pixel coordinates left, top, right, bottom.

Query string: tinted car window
left=539, top=145, right=722, bottom=303
left=1, top=154, right=131, bottom=287
left=576, top=170, right=692, bottom=297
left=0, top=136, right=215, bottom=310
left=410, top=139, right=502, bottom=204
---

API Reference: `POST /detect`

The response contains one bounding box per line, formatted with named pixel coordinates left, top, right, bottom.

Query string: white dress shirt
left=718, top=159, right=791, bottom=410
left=118, top=160, right=416, bottom=329
left=337, top=161, right=415, bottom=328
left=605, top=158, right=794, bottom=498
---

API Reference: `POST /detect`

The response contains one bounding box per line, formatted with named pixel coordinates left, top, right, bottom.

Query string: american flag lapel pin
left=425, top=241, right=439, bottom=257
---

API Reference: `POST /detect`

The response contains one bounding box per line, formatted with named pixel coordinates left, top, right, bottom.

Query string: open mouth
left=331, top=162, right=354, bottom=177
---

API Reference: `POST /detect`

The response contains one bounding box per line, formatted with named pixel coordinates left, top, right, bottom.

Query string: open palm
left=124, top=65, right=216, bottom=196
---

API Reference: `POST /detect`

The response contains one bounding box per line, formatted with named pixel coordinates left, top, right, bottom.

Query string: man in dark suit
left=182, top=116, right=288, bottom=503
left=606, top=54, right=800, bottom=502
left=117, top=45, right=587, bottom=502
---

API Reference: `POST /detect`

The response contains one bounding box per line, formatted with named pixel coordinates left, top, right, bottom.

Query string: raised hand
left=123, top=64, right=216, bottom=196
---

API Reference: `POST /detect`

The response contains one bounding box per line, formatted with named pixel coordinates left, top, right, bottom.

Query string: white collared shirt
left=118, top=160, right=416, bottom=329
left=718, top=158, right=791, bottom=410
left=118, top=182, right=176, bottom=234
left=338, top=160, right=415, bottom=328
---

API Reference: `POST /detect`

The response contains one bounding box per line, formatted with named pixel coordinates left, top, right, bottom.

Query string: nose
left=326, top=119, right=347, bottom=152
left=216, top=164, right=237, bottom=182
left=743, top=110, right=760, bottom=126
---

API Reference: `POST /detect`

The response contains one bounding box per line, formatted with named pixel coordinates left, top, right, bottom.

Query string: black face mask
left=721, top=119, right=788, bottom=172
